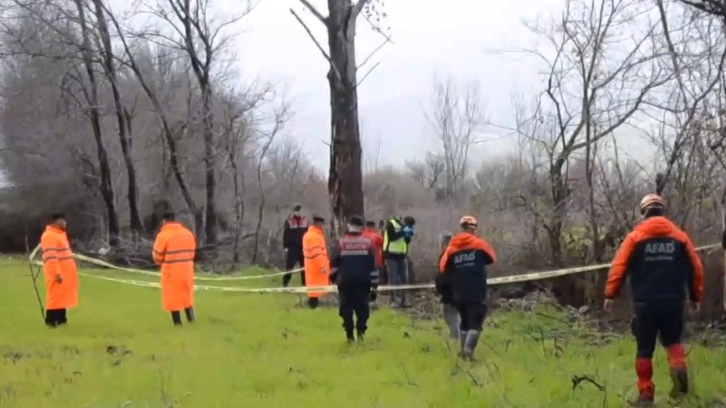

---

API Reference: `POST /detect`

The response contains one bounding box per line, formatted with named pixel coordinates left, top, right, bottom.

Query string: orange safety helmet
left=639, top=193, right=665, bottom=214
left=459, top=215, right=478, bottom=229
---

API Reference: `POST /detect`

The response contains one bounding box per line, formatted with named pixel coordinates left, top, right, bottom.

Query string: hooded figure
left=302, top=215, right=330, bottom=309
left=40, top=212, right=79, bottom=327
left=604, top=193, right=703, bottom=406
left=439, top=215, right=497, bottom=360
left=153, top=212, right=197, bottom=327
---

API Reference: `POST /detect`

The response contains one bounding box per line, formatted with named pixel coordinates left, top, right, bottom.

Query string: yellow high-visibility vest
left=383, top=218, right=407, bottom=254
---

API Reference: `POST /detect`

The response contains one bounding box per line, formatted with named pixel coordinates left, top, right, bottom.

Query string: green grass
left=1, top=258, right=726, bottom=408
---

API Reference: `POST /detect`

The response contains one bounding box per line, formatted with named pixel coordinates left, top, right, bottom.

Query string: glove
left=370, top=291, right=377, bottom=302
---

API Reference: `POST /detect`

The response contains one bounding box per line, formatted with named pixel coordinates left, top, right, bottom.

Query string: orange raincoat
left=40, top=225, right=79, bottom=310
left=152, top=222, right=196, bottom=311
left=302, top=224, right=330, bottom=298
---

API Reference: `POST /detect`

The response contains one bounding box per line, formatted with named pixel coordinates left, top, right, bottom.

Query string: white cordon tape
left=28, top=245, right=300, bottom=281
left=29, top=243, right=723, bottom=294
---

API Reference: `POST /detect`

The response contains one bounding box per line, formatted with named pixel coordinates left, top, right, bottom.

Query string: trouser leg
left=282, top=249, right=300, bottom=287
left=463, top=303, right=487, bottom=358
left=338, top=289, right=355, bottom=341
left=171, top=311, right=182, bottom=326
left=455, top=303, right=470, bottom=355
left=298, top=254, right=306, bottom=286
left=443, top=303, right=460, bottom=339
left=354, top=288, right=371, bottom=340
left=657, top=303, right=688, bottom=397
left=398, top=259, right=410, bottom=306
left=45, top=309, right=62, bottom=327
left=386, top=260, right=399, bottom=304
left=307, top=297, right=320, bottom=309
left=634, top=303, right=658, bottom=400
left=184, top=307, right=195, bottom=322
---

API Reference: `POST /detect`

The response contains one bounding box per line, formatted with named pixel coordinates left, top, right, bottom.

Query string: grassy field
left=1, top=258, right=726, bottom=408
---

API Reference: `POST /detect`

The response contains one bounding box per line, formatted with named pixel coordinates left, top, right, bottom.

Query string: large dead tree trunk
left=74, top=0, right=120, bottom=246
left=292, top=0, right=382, bottom=234
left=325, top=1, right=365, bottom=231
left=91, top=0, right=143, bottom=236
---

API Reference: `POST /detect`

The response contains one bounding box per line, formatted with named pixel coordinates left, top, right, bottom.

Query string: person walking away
left=383, top=215, right=416, bottom=307
left=435, top=231, right=459, bottom=339
left=282, top=204, right=308, bottom=287
left=302, top=215, right=330, bottom=309
left=153, top=212, right=197, bottom=327
left=604, top=194, right=703, bottom=406
left=40, top=212, right=79, bottom=328
left=439, top=216, right=496, bottom=360
left=329, top=215, right=379, bottom=343
left=362, top=221, right=384, bottom=285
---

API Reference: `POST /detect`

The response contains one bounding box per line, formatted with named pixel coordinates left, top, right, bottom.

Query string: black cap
left=162, top=211, right=176, bottom=221
left=292, top=204, right=302, bottom=212
left=348, top=215, right=365, bottom=227
left=312, top=215, right=325, bottom=223
left=403, top=216, right=416, bottom=226
left=51, top=212, right=66, bottom=221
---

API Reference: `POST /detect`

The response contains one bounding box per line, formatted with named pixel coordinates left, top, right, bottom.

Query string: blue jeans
left=386, top=258, right=409, bottom=305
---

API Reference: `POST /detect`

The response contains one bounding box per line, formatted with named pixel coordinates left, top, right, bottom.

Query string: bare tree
left=516, top=0, right=668, bottom=265
left=252, top=101, right=293, bottom=264
left=423, top=73, right=485, bottom=200
left=136, top=0, right=256, bottom=245
left=290, top=0, right=391, bottom=234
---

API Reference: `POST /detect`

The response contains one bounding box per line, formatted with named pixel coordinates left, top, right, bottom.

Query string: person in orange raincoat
left=302, top=215, right=330, bottom=309
left=604, top=194, right=703, bottom=406
left=439, top=215, right=497, bottom=360
left=40, top=212, right=79, bottom=328
left=362, top=220, right=384, bottom=276
left=152, top=212, right=197, bottom=327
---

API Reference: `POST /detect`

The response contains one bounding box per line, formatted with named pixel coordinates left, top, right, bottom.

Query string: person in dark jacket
left=439, top=215, right=497, bottom=360
left=282, top=204, right=308, bottom=287
left=604, top=193, right=703, bottom=406
left=435, top=231, right=459, bottom=339
left=329, top=215, right=380, bottom=343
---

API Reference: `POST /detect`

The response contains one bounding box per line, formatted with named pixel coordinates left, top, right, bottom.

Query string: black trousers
left=632, top=301, right=684, bottom=358
left=45, top=308, right=67, bottom=327
left=456, top=302, right=487, bottom=332
left=171, top=307, right=195, bottom=326
left=282, top=249, right=305, bottom=287
left=339, top=286, right=371, bottom=335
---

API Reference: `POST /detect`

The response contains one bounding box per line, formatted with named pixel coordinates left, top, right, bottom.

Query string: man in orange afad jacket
left=362, top=221, right=384, bottom=277
left=153, top=212, right=197, bottom=327
left=604, top=194, right=703, bottom=406
left=439, top=215, right=496, bottom=360
left=302, top=215, right=330, bottom=309
left=40, top=212, right=79, bottom=328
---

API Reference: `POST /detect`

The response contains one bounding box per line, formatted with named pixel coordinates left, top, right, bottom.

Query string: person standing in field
left=439, top=216, right=497, bottom=360
left=362, top=220, right=384, bottom=283
left=604, top=194, right=703, bottom=406
left=282, top=204, right=308, bottom=287
left=383, top=215, right=416, bottom=307
left=302, top=215, right=330, bottom=309
left=329, top=215, right=379, bottom=343
left=435, top=231, right=459, bottom=339
left=40, top=212, right=79, bottom=328
left=152, top=212, right=197, bottom=327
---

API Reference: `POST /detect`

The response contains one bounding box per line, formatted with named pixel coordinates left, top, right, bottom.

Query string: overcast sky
left=232, top=0, right=569, bottom=172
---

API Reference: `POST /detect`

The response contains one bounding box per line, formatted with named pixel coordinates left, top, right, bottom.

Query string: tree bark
left=91, top=0, right=144, bottom=236
left=74, top=0, right=120, bottom=246
left=325, top=0, right=365, bottom=233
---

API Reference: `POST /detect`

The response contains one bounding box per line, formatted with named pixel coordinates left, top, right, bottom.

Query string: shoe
left=628, top=395, right=654, bottom=406
left=669, top=367, right=689, bottom=399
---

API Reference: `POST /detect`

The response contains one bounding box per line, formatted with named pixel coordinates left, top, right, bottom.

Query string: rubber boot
left=666, top=344, right=689, bottom=399
left=171, top=311, right=182, bottom=327
left=634, top=358, right=655, bottom=405
left=443, top=304, right=460, bottom=339
left=458, top=331, right=467, bottom=358
left=463, top=330, right=481, bottom=360
left=184, top=307, right=195, bottom=323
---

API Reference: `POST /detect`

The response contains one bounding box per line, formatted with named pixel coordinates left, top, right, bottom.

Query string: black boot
left=171, top=311, right=182, bottom=327
left=58, top=309, right=68, bottom=325
left=307, top=298, right=320, bottom=309
left=184, top=307, right=195, bottom=323
left=356, top=329, right=365, bottom=342
left=345, top=328, right=355, bottom=343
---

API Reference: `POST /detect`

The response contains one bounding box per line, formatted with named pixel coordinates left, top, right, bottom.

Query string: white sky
left=233, top=0, right=568, bottom=172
